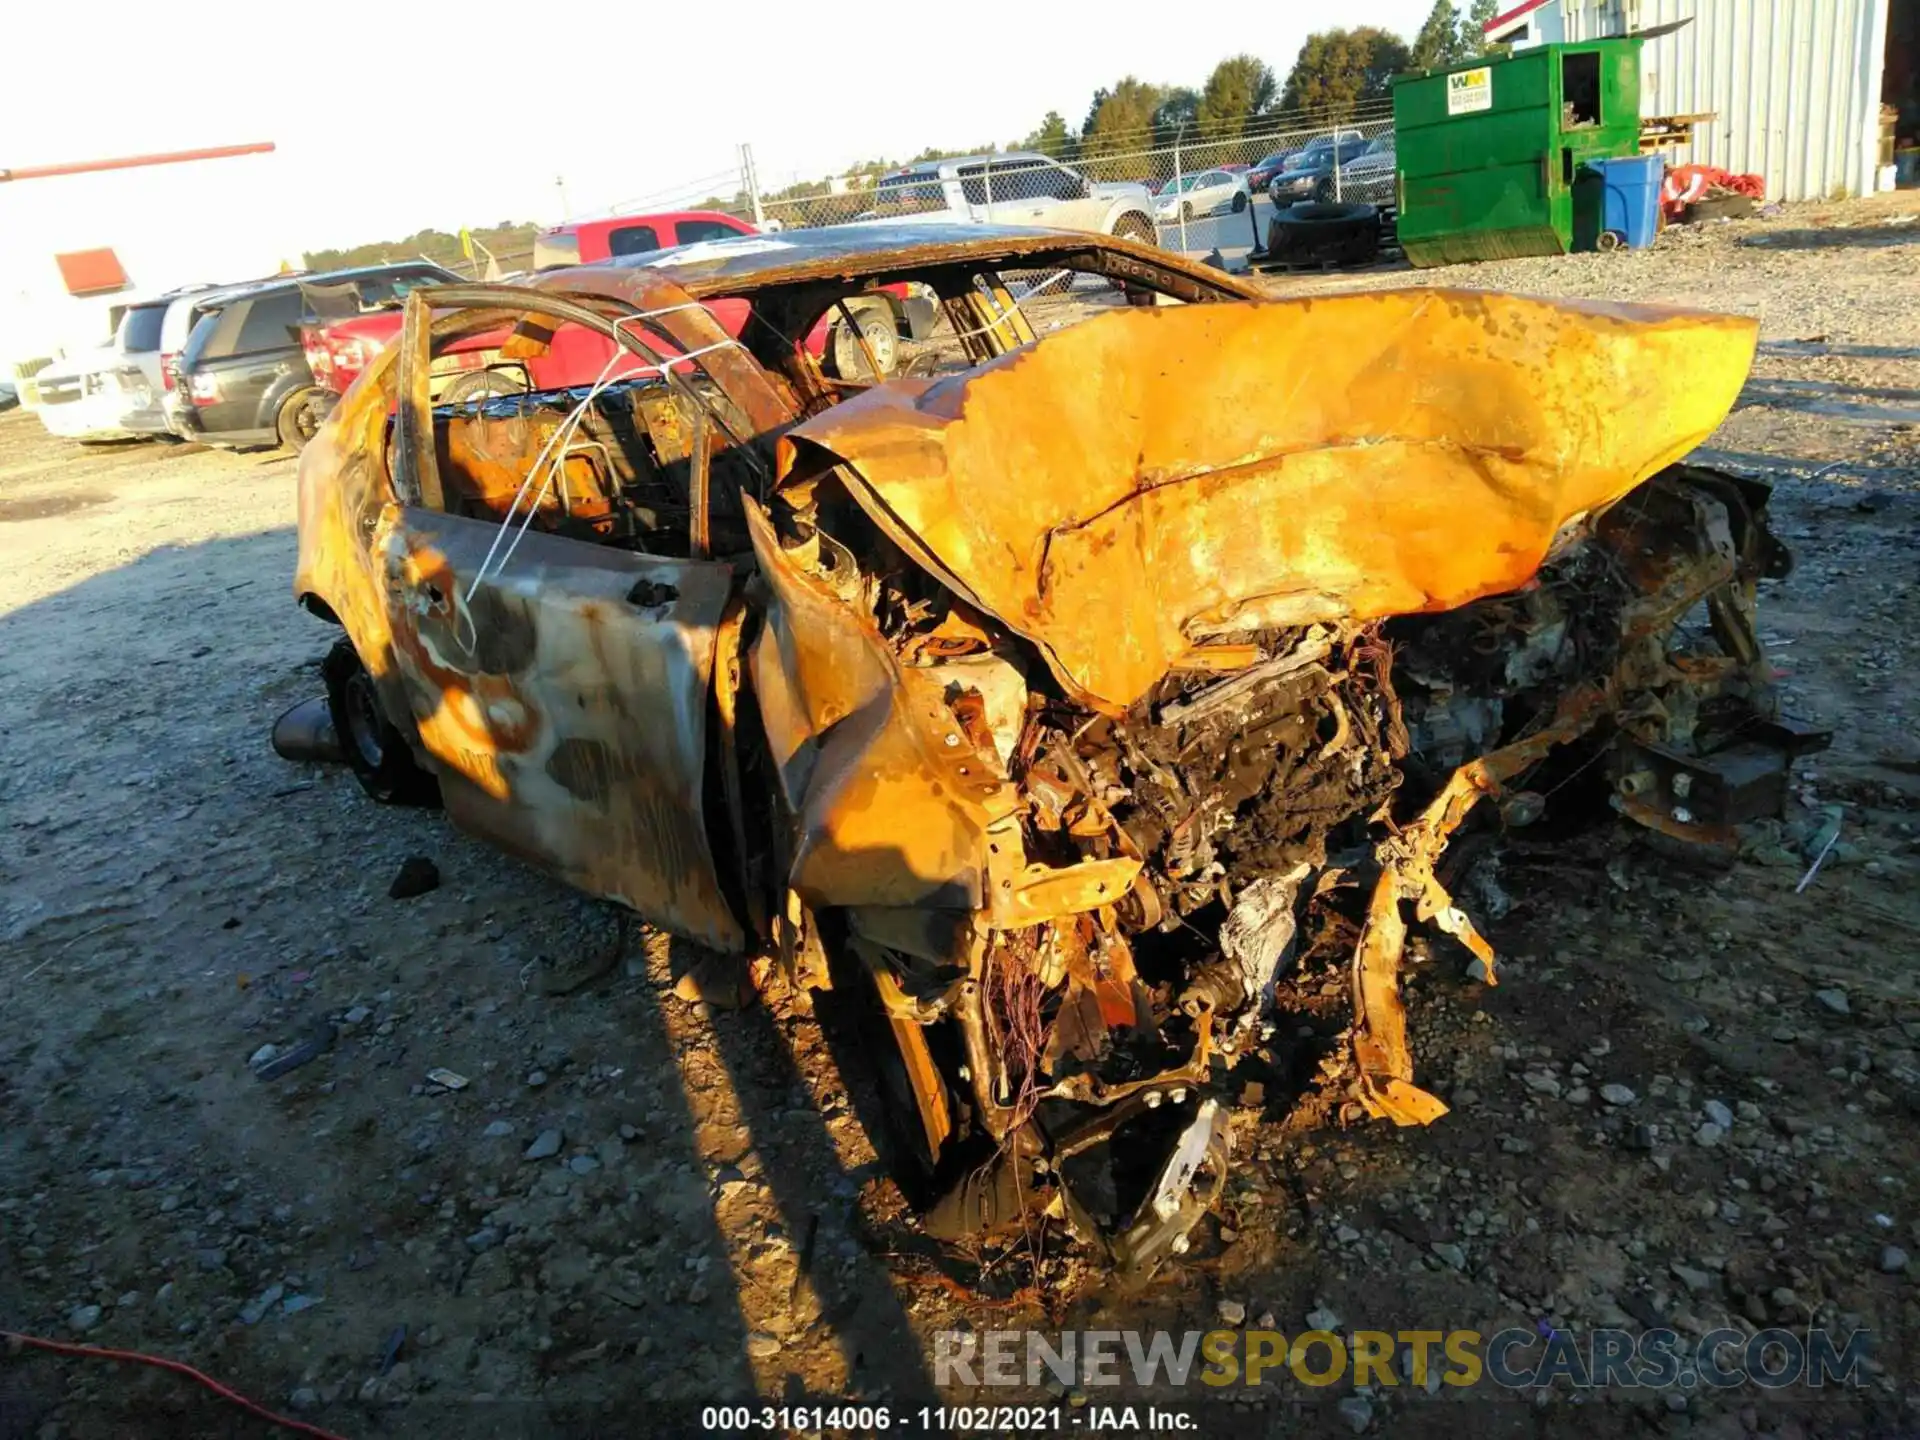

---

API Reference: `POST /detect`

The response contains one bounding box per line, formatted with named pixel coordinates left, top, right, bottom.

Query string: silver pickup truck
left=862, top=151, right=1159, bottom=247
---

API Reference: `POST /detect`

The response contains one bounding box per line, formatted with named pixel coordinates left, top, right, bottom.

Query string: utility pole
left=1175, top=127, right=1188, bottom=253
left=739, top=143, right=766, bottom=229
left=555, top=175, right=571, bottom=217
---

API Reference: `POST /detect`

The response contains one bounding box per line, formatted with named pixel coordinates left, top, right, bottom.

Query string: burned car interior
left=290, top=224, right=1823, bottom=1279
left=412, top=243, right=1195, bottom=558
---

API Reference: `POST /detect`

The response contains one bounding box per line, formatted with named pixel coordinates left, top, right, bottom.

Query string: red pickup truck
left=304, top=209, right=912, bottom=404
left=530, top=209, right=754, bottom=268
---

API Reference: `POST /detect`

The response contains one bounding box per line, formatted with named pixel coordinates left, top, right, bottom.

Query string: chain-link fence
left=596, top=101, right=1396, bottom=264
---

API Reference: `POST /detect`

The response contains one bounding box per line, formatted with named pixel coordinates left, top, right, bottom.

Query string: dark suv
left=168, top=262, right=456, bottom=450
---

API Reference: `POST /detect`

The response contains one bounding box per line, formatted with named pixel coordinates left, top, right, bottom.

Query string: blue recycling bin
left=1575, top=155, right=1664, bottom=251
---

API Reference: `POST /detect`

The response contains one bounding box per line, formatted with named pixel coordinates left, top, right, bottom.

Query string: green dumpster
left=1393, top=39, right=1644, bottom=267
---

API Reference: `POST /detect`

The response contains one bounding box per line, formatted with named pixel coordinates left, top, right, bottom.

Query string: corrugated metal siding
left=1557, top=0, right=1892, bottom=200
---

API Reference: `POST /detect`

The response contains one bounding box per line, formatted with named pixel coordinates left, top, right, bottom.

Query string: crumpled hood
left=781, top=287, right=1757, bottom=713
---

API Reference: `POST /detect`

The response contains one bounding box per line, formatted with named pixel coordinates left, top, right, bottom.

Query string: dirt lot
left=2, top=194, right=1917, bottom=1440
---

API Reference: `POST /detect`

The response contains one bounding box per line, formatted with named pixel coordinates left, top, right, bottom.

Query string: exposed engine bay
left=759, top=456, right=1812, bottom=1277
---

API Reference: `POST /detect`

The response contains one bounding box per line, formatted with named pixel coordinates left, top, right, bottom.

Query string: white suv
left=865, top=152, right=1158, bottom=246
left=28, top=287, right=212, bottom=443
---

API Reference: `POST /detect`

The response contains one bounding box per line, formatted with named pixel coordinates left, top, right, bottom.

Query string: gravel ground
left=1, top=192, right=1917, bottom=1440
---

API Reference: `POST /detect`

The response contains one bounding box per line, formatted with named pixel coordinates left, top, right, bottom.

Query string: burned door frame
left=376, top=286, right=779, bottom=952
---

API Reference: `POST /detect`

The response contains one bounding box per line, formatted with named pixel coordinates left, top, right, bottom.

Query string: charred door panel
left=377, top=506, right=744, bottom=952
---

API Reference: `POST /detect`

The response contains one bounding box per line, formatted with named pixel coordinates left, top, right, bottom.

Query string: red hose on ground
left=3, top=1329, right=352, bottom=1440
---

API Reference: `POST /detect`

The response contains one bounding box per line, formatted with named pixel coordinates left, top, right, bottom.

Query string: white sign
left=1447, top=66, right=1493, bottom=115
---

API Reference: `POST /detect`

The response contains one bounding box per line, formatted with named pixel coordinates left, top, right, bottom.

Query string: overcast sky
left=5, top=0, right=1442, bottom=253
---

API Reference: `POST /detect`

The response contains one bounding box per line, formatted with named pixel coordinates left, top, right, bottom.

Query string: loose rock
left=1307, top=1305, right=1342, bottom=1332
left=1671, top=1263, right=1714, bottom=1295
left=388, top=856, right=441, bottom=900
left=239, top=1283, right=285, bottom=1325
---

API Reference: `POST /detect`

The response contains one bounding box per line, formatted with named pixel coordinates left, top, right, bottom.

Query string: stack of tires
left=1263, top=202, right=1381, bottom=269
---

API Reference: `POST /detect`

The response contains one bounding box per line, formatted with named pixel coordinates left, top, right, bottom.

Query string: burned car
left=290, top=223, right=1810, bottom=1276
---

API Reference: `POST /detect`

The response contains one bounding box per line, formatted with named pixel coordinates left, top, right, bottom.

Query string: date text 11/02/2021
left=699, top=1407, right=1197, bottom=1432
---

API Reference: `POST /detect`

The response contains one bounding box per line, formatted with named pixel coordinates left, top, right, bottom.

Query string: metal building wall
left=1558, top=0, right=1893, bottom=199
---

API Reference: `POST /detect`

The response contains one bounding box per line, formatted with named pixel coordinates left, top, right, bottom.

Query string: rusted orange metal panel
left=744, top=500, right=1014, bottom=912
left=787, top=289, right=1758, bottom=714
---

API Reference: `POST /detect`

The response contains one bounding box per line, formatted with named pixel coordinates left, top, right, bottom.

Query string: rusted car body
left=293, top=223, right=1810, bottom=1274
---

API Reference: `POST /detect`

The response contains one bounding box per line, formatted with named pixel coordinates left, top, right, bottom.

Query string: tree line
left=1026, top=1, right=1505, bottom=165
left=305, top=3, right=1506, bottom=265
left=750, top=1, right=1507, bottom=206
left=303, top=222, right=536, bottom=277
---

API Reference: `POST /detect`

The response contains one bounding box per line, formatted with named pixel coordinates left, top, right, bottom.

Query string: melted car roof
left=574, top=221, right=1258, bottom=300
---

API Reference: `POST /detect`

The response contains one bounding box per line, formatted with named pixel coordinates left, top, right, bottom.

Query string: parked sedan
left=1245, top=150, right=1295, bottom=191
left=1152, top=169, right=1251, bottom=221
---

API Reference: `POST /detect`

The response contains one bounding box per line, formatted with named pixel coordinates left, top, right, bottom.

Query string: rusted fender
left=745, top=501, right=1020, bottom=912
left=784, top=289, right=1758, bottom=714
left=293, top=342, right=421, bottom=741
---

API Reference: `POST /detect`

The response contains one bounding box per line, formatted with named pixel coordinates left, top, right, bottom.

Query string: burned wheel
left=322, top=641, right=439, bottom=807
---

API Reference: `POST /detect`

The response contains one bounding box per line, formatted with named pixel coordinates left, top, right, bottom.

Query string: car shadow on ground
left=0, top=529, right=934, bottom=1436
left=659, top=936, right=943, bottom=1403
